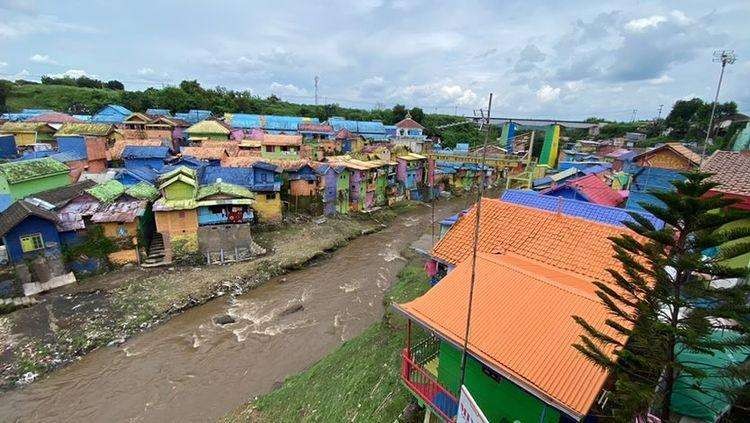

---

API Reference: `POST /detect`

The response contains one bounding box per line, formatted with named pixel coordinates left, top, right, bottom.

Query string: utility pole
left=702, top=50, right=737, bottom=162
left=657, top=104, right=663, bottom=120
left=631, top=109, right=638, bottom=123
left=314, top=75, right=319, bottom=105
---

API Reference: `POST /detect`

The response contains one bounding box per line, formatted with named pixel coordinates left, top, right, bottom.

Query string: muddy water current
left=1, top=200, right=464, bottom=422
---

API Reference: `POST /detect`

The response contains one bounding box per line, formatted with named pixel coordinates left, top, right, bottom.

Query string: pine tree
left=573, top=171, right=750, bottom=421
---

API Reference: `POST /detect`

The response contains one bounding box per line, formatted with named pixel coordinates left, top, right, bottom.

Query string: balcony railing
left=401, top=348, right=458, bottom=422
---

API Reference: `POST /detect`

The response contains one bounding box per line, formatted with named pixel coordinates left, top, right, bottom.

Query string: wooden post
left=406, top=319, right=412, bottom=357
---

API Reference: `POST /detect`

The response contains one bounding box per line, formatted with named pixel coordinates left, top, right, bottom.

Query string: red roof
left=27, top=112, right=81, bottom=123
left=701, top=150, right=750, bottom=198
left=560, top=174, right=625, bottom=207
left=395, top=117, right=424, bottom=130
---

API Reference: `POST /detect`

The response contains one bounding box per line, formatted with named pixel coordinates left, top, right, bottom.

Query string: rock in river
left=214, top=314, right=236, bottom=325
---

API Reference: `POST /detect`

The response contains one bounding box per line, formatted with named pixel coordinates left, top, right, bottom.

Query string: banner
left=457, top=385, right=489, bottom=423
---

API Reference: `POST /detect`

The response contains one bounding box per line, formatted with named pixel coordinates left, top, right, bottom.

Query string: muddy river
left=1, top=200, right=465, bottom=422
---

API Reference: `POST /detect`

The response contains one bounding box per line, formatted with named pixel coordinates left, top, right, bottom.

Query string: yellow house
left=0, top=122, right=56, bottom=146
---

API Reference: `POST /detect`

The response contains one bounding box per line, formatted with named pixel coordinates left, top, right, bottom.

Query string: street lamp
left=702, top=50, right=737, bottom=161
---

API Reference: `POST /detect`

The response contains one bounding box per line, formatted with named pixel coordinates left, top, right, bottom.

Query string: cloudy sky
left=1, top=0, right=749, bottom=120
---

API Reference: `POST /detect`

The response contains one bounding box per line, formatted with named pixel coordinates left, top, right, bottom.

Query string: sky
left=1, top=0, right=749, bottom=121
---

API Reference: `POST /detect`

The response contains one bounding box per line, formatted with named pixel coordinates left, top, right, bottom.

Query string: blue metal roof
left=558, top=161, right=609, bottom=172
left=228, top=114, right=319, bottom=131
left=328, top=118, right=386, bottom=137
left=174, top=110, right=212, bottom=124
left=122, top=145, right=170, bottom=159
left=57, top=135, right=87, bottom=158
left=501, top=189, right=664, bottom=229
left=116, top=167, right=159, bottom=184
left=580, top=163, right=612, bottom=175
left=200, top=166, right=253, bottom=187
left=72, top=115, right=92, bottom=122
left=146, top=108, right=172, bottom=117
left=49, top=151, right=86, bottom=163
left=91, top=104, right=132, bottom=123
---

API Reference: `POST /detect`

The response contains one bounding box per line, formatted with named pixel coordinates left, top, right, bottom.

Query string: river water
left=1, top=200, right=464, bottom=422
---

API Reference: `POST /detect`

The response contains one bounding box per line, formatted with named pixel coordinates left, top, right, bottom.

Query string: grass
left=225, top=258, right=430, bottom=423
left=6, top=83, right=122, bottom=112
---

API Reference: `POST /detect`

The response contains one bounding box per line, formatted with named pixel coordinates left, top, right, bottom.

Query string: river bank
left=0, top=203, right=414, bottom=390
left=223, top=254, right=429, bottom=423
left=0, top=197, right=466, bottom=422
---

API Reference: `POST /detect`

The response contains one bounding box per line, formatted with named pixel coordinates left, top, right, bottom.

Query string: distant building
left=91, top=104, right=132, bottom=124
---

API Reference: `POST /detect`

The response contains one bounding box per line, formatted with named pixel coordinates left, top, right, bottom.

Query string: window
left=307, top=180, right=315, bottom=185
left=280, top=146, right=289, bottom=152
left=266, top=193, right=276, bottom=200
left=265, top=146, right=274, bottom=153
left=20, top=233, right=44, bottom=252
left=179, top=211, right=186, bottom=218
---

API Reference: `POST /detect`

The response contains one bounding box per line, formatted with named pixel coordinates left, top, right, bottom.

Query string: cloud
left=49, top=69, right=98, bottom=79
left=0, top=61, right=7, bottom=68
left=514, top=44, right=546, bottom=72
left=269, top=82, right=308, bottom=98
left=137, top=67, right=155, bottom=75
left=397, top=82, right=478, bottom=106
left=625, top=15, right=667, bottom=32
left=8, top=69, right=31, bottom=80
left=0, top=14, right=97, bottom=39
left=536, top=85, right=561, bottom=102
left=648, top=74, right=674, bottom=85
left=29, top=54, right=57, bottom=64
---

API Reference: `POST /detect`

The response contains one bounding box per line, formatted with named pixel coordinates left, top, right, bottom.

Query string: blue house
left=226, top=114, right=319, bottom=134
left=250, top=162, right=282, bottom=192
left=56, top=135, right=87, bottom=157
left=122, top=145, right=170, bottom=171
left=174, top=110, right=212, bottom=124
left=624, top=164, right=685, bottom=213
left=0, top=200, right=61, bottom=264
left=91, top=104, right=132, bottom=124
left=0, top=134, right=17, bottom=159
left=115, top=167, right=159, bottom=186
left=200, top=165, right=254, bottom=188
left=328, top=117, right=387, bottom=140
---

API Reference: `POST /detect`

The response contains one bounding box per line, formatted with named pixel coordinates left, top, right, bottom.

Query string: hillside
left=0, top=80, right=491, bottom=148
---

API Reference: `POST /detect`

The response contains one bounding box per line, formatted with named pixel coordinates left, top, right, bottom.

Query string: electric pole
left=657, top=104, right=663, bottom=120
left=314, top=75, right=319, bottom=105
left=702, top=50, right=737, bottom=161
left=631, top=109, right=638, bottom=123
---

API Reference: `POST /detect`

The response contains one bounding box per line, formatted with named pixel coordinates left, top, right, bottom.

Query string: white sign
left=457, top=385, right=489, bottom=423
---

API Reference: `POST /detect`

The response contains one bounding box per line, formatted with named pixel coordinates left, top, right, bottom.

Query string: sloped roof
left=396, top=252, right=629, bottom=419
left=26, top=112, right=81, bottom=124
left=55, top=123, right=114, bottom=137
left=546, top=174, right=625, bottom=207
left=700, top=150, right=750, bottom=197
left=181, top=146, right=229, bottom=160
left=122, top=145, right=170, bottom=159
left=196, top=181, right=254, bottom=200
left=158, top=165, right=197, bottom=182
left=125, top=181, right=159, bottom=201
left=432, top=198, right=637, bottom=282
left=49, top=151, right=86, bottom=163
left=0, top=122, right=55, bottom=133
left=186, top=120, right=231, bottom=135
left=86, top=180, right=126, bottom=203
left=0, top=157, right=69, bottom=184
left=501, top=189, right=664, bottom=229
left=395, top=116, right=424, bottom=130
left=90, top=198, right=148, bottom=223
left=29, top=179, right=96, bottom=207
left=146, top=108, right=172, bottom=117
left=221, top=156, right=282, bottom=172
left=200, top=166, right=253, bottom=186
left=110, top=139, right=166, bottom=160
left=633, top=143, right=701, bottom=166
left=261, top=134, right=302, bottom=146
left=397, top=153, right=427, bottom=161
left=0, top=200, right=59, bottom=236
left=298, top=122, right=333, bottom=133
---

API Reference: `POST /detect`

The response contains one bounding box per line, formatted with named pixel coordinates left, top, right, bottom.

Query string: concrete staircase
left=141, top=233, right=169, bottom=268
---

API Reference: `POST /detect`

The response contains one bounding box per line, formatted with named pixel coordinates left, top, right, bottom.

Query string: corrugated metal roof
left=397, top=252, right=629, bottom=419
left=0, top=122, right=55, bottom=133
left=110, top=138, right=166, bottom=160
left=227, top=114, right=319, bottom=131
left=125, top=181, right=159, bottom=201
left=91, top=199, right=148, bottom=223
left=545, top=174, right=625, bottom=207
left=0, top=157, right=69, bottom=184
left=501, top=189, right=664, bottom=228
left=86, top=180, right=126, bottom=203
left=261, top=134, right=302, bottom=146
left=49, top=151, right=86, bottom=163
left=55, top=123, right=114, bottom=137
left=26, top=112, right=81, bottom=123
left=196, top=182, right=254, bottom=200
left=200, top=166, right=253, bottom=186
left=181, top=146, right=228, bottom=160
left=186, top=120, right=231, bottom=135
left=146, top=108, right=172, bottom=117
left=122, top=145, right=170, bottom=159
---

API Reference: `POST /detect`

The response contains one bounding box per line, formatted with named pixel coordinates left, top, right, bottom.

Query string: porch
left=401, top=329, right=458, bottom=422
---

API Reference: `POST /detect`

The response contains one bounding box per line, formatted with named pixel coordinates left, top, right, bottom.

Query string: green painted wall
left=539, top=125, right=560, bottom=168
left=375, top=173, right=387, bottom=206
left=437, top=341, right=561, bottom=423
left=164, top=180, right=195, bottom=201
left=336, top=170, right=349, bottom=215
left=6, top=173, right=69, bottom=200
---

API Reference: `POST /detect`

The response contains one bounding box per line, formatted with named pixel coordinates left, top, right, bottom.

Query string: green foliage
left=4, top=82, right=121, bottom=114
left=665, top=98, right=737, bottom=142
left=63, top=225, right=118, bottom=262
left=574, top=172, right=750, bottom=421
left=40, top=74, right=124, bottom=91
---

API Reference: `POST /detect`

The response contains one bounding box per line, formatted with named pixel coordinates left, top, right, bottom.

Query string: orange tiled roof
left=701, top=150, right=750, bottom=197
left=397, top=252, right=630, bottom=418
left=181, top=146, right=228, bottom=160
left=432, top=198, right=636, bottom=282
left=261, top=134, right=302, bottom=146
left=199, top=140, right=240, bottom=155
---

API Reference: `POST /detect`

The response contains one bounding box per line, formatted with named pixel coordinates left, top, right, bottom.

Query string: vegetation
left=62, top=226, right=118, bottom=262
left=574, top=172, right=750, bottom=421
left=40, top=75, right=124, bottom=91
left=228, top=259, right=430, bottom=422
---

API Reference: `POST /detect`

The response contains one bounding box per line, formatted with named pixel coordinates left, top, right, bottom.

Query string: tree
left=391, top=104, right=407, bottom=123
left=105, top=80, right=124, bottom=90
left=574, top=172, right=750, bottom=421
left=0, top=80, right=14, bottom=113
left=408, top=107, right=424, bottom=123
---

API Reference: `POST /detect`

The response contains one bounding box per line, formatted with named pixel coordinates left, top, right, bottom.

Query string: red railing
left=401, top=348, right=458, bottom=422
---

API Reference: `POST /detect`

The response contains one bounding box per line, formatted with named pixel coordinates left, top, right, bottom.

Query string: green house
left=0, top=157, right=70, bottom=201
left=336, top=168, right=349, bottom=215
left=185, top=120, right=230, bottom=141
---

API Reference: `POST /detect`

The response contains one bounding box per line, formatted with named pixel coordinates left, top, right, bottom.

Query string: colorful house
left=122, top=145, right=170, bottom=171
left=185, top=120, right=231, bottom=141
left=91, top=104, right=132, bottom=124
left=632, top=142, right=701, bottom=171
left=220, top=157, right=283, bottom=223
left=54, top=123, right=119, bottom=145
left=181, top=146, right=229, bottom=165
left=226, top=114, right=318, bottom=134
left=335, top=164, right=350, bottom=215
left=260, top=134, right=302, bottom=160
left=0, top=158, right=70, bottom=207
left=56, top=135, right=109, bottom=174
left=542, top=174, right=626, bottom=207
left=89, top=181, right=156, bottom=244
left=0, top=122, right=57, bottom=146
left=279, top=160, right=322, bottom=214
left=405, top=198, right=643, bottom=422
left=0, top=200, right=61, bottom=264
left=0, top=134, right=17, bottom=159
left=397, top=153, right=427, bottom=200
left=328, top=117, right=387, bottom=140
left=153, top=167, right=201, bottom=261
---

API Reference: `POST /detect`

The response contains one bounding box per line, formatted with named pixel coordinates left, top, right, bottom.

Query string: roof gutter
left=392, top=304, right=587, bottom=422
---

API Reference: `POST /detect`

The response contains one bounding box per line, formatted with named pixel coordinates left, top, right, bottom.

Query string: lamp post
left=702, top=50, right=736, bottom=162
